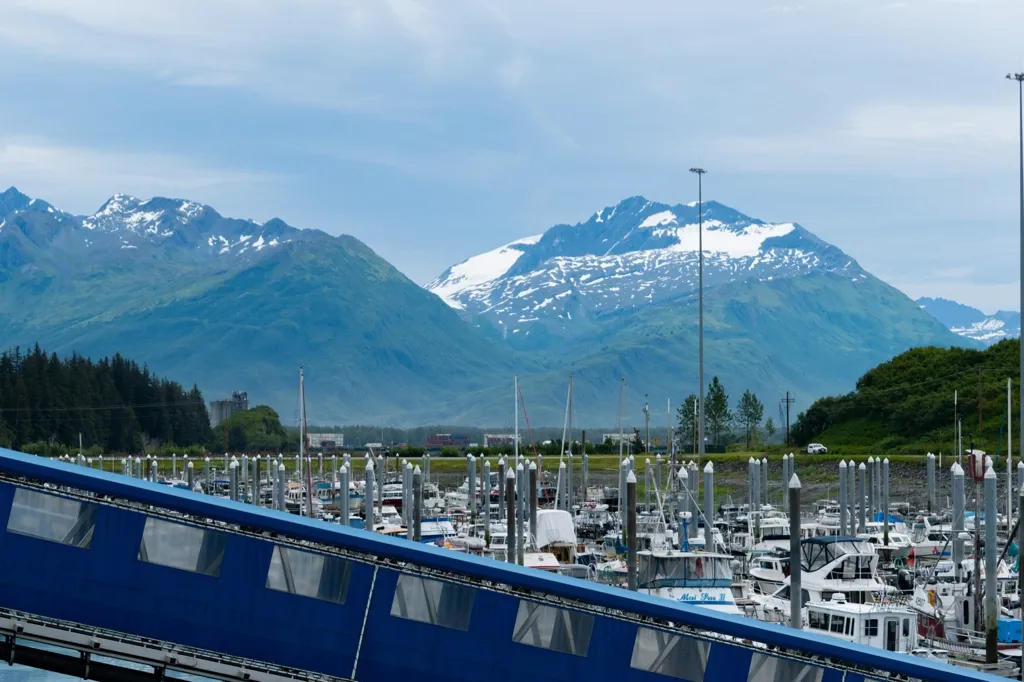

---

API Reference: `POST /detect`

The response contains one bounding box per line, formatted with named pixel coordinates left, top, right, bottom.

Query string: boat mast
left=513, top=375, right=519, bottom=466
left=618, top=378, right=625, bottom=467
left=300, top=366, right=313, bottom=518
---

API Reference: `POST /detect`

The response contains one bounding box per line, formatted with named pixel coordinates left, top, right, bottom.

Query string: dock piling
left=626, top=470, right=637, bottom=591
left=530, top=461, right=539, bottom=552
left=339, top=464, right=349, bottom=527
left=838, top=461, right=847, bottom=536
left=498, top=457, right=505, bottom=521
left=186, top=461, right=194, bottom=491
left=483, top=459, right=491, bottom=544
left=365, top=459, right=375, bottom=529
left=789, top=472, right=802, bottom=629
left=516, top=463, right=525, bottom=565
left=953, top=463, right=965, bottom=581
left=882, top=458, right=890, bottom=546
left=229, top=460, right=238, bottom=502
left=927, top=453, right=936, bottom=513
left=413, top=465, right=422, bottom=542
left=277, top=462, right=286, bottom=512
left=704, top=462, right=714, bottom=550
left=858, top=462, right=867, bottom=533
left=985, top=464, right=998, bottom=663
left=505, top=468, right=516, bottom=564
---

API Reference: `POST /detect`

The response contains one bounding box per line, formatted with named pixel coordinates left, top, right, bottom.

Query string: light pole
left=1010, top=72, right=1024, bottom=475
left=689, top=167, right=707, bottom=461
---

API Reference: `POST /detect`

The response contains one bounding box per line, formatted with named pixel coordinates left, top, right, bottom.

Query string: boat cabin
left=805, top=594, right=916, bottom=652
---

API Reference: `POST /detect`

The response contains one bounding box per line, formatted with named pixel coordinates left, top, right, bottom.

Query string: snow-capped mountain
left=916, top=297, right=1020, bottom=346
left=0, top=186, right=304, bottom=263
left=428, top=196, right=863, bottom=338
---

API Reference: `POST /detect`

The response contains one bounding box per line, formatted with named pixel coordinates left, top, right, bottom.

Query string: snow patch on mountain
left=427, top=234, right=542, bottom=310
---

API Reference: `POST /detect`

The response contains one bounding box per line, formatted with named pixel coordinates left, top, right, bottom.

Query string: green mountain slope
left=790, top=338, right=1019, bottom=452
left=444, top=271, right=972, bottom=425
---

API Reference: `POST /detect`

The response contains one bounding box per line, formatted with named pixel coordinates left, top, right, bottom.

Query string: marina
left=36, top=440, right=1024, bottom=680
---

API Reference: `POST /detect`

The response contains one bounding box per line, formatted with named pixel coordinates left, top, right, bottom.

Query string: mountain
left=916, top=297, right=1020, bottom=346
left=790, top=339, right=1020, bottom=452
left=0, top=186, right=513, bottom=426
left=427, top=196, right=974, bottom=425
left=429, top=197, right=857, bottom=343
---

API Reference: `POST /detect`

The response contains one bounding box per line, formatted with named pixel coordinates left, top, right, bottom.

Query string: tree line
left=0, top=345, right=212, bottom=453
left=790, top=339, right=1020, bottom=451
left=674, top=376, right=775, bottom=451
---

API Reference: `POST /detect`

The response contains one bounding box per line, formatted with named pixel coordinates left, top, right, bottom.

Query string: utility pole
left=781, top=392, right=795, bottom=447
left=1008, top=72, right=1024, bottom=479
left=690, top=167, right=707, bottom=462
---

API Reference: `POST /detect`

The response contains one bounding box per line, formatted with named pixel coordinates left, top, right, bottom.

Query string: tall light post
left=689, top=167, right=707, bottom=461
left=1009, top=72, right=1024, bottom=474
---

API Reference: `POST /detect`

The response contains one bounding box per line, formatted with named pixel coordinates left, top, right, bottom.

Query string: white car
left=805, top=443, right=828, bottom=454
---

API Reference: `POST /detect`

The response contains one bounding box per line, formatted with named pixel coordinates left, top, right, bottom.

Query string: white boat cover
left=535, top=509, right=577, bottom=549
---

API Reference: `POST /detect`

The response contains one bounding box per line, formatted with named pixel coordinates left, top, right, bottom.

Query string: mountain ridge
left=0, top=186, right=977, bottom=426
left=916, top=296, right=1020, bottom=346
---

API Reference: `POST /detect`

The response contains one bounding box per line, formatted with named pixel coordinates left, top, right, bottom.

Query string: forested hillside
left=0, top=345, right=212, bottom=452
left=791, top=339, right=1020, bottom=453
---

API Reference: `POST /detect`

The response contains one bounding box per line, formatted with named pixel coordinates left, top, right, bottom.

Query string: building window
left=7, top=488, right=97, bottom=548
left=864, top=619, right=878, bottom=637
left=390, top=574, right=474, bottom=631
left=266, top=545, right=351, bottom=604
left=630, top=627, right=708, bottom=681
left=512, top=601, right=594, bottom=657
left=138, top=517, right=225, bottom=577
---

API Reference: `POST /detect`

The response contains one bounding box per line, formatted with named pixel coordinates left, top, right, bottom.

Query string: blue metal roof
left=0, top=448, right=1003, bottom=682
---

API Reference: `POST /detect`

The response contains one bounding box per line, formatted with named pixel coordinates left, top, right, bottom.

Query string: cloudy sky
left=1, top=0, right=1022, bottom=311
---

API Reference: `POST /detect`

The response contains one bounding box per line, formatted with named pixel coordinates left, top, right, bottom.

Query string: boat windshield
left=637, top=554, right=733, bottom=588
left=801, top=540, right=872, bottom=572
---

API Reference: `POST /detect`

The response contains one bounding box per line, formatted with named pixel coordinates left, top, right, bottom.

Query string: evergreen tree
left=0, top=345, right=212, bottom=452
left=737, top=390, right=765, bottom=450
left=704, top=377, right=733, bottom=446
left=674, top=394, right=698, bottom=453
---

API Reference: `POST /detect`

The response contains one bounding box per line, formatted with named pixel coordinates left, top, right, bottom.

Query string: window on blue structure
left=266, top=545, right=351, bottom=604
left=7, top=488, right=97, bottom=548
left=748, top=653, right=824, bottom=682
left=512, top=601, right=593, bottom=657
left=390, top=574, right=474, bottom=631
left=630, top=626, right=709, bottom=680
left=138, top=517, right=225, bottom=577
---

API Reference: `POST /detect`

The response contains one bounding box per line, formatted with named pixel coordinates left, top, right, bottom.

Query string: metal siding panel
left=707, top=641, right=755, bottom=681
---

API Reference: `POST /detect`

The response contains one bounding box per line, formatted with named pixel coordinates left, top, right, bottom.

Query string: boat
left=636, top=549, right=741, bottom=615
left=803, top=593, right=917, bottom=652
left=751, top=537, right=898, bottom=619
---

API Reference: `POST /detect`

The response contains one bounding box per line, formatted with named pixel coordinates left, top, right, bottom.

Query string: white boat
left=804, top=593, right=917, bottom=652
left=748, top=553, right=788, bottom=597
left=856, top=530, right=914, bottom=561
left=637, top=549, right=741, bottom=615
left=751, top=537, right=897, bottom=619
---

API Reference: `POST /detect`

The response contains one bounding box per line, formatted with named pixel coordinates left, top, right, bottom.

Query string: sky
left=1, top=0, right=1023, bottom=312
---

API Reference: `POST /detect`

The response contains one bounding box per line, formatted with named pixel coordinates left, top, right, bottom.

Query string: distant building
left=426, top=433, right=470, bottom=450
left=307, top=433, right=344, bottom=450
left=484, top=434, right=521, bottom=448
left=210, top=391, right=249, bottom=426
left=602, top=433, right=629, bottom=445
